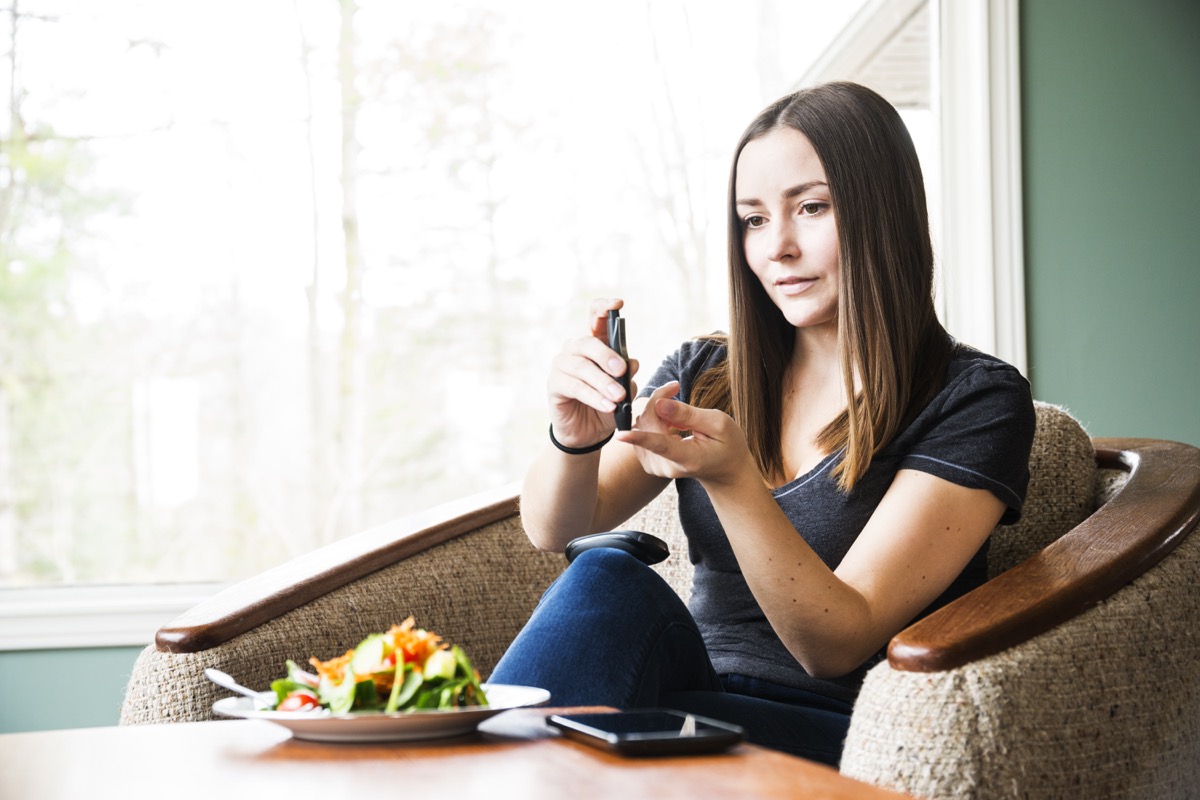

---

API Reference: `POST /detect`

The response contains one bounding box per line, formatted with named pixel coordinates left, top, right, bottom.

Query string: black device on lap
left=564, top=530, right=669, bottom=566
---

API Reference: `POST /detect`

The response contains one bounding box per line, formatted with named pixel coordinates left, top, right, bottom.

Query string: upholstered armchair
left=121, top=403, right=1200, bottom=799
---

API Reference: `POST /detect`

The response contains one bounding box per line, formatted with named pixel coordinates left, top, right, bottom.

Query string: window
left=0, top=1, right=868, bottom=590
left=0, top=0, right=1021, bottom=646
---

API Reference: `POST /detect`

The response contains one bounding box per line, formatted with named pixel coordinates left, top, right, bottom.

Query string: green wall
left=0, top=646, right=144, bottom=733
left=1022, top=0, right=1200, bottom=445
left=4, top=0, right=1198, bottom=737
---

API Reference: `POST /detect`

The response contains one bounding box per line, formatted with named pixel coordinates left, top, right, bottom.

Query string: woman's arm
left=619, top=394, right=1004, bottom=678
left=706, top=466, right=1002, bottom=677
left=521, top=402, right=669, bottom=552
left=519, top=299, right=669, bottom=551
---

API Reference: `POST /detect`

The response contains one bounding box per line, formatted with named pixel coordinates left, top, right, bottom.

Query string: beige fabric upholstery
left=987, top=403, right=1095, bottom=578
left=841, top=515, right=1200, bottom=799
left=120, top=516, right=563, bottom=725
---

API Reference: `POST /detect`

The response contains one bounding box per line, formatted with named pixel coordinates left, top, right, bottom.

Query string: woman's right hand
left=546, top=298, right=639, bottom=450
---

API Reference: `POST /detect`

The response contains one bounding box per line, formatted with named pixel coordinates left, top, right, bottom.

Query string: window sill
left=0, top=584, right=227, bottom=651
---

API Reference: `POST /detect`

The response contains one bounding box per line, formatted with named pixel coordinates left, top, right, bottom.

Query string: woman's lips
left=774, top=276, right=816, bottom=296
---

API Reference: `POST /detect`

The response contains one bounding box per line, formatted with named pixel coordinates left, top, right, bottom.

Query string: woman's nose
left=767, top=219, right=800, bottom=262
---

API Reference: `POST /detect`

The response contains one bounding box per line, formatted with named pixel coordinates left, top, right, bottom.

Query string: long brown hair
left=692, top=82, right=954, bottom=491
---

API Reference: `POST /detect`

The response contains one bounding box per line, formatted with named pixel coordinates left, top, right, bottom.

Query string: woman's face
left=735, top=127, right=840, bottom=333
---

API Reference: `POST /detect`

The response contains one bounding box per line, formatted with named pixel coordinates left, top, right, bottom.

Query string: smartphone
left=606, top=309, right=633, bottom=431
left=548, top=709, right=745, bottom=757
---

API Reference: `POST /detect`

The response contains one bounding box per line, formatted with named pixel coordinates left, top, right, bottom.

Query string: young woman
left=490, top=82, right=1035, bottom=766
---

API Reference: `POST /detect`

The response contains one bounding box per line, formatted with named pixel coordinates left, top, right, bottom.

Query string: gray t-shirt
left=639, top=337, right=1036, bottom=704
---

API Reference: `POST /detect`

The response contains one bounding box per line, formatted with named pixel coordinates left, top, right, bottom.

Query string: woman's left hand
left=616, top=381, right=756, bottom=488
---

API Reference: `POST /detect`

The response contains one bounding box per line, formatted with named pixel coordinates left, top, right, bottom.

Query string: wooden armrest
left=155, top=482, right=522, bottom=653
left=887, top=438, right=1200, bottom=672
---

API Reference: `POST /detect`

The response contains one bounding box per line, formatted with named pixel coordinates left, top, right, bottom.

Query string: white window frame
left=801, top=0, right=1025, bottom=373
left=936, top=0, right=1026, bottom=374
left=0, top=0, right=1025, bottom=652
left=0, top=583, right=226, bottom=650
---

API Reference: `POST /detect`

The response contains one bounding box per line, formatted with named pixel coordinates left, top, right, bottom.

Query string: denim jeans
left=489, top=547, right=853, bottom=766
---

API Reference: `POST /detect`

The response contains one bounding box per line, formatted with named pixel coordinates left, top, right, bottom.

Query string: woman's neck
left=789, top=323, right=841, bottom=385
left=774, top=324, right=848, bottom=484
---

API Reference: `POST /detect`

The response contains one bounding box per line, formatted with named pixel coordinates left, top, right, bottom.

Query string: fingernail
left=658, top=398, right=676, bottom=416
left=608, top=358, right=624, bottom=373
left=607, top=383, right=625, bottom=400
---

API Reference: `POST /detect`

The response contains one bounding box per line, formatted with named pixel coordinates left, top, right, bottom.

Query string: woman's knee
left=537, top=545, right=685, bottom=627
left=569, top=544, right=646, bottom=577
left=564, top=546, right=675, bottom=601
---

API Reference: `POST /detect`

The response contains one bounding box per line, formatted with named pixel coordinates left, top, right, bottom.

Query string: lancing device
left=606, top=309, right=633, bottom=431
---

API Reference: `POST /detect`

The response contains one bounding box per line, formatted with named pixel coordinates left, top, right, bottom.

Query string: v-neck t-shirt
left=638, top=337, right=1036, bottom=704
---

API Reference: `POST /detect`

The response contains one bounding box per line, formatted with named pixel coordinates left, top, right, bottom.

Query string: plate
left=212, top=683, right=551, bottom=742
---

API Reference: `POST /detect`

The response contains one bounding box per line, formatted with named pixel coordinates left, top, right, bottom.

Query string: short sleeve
left=638, top=337, right=727, bottom=403
left=899, top=360, right=1036, bottom=524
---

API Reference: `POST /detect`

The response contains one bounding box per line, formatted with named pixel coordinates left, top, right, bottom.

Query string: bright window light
left=1, top=0, right=882, bottom=586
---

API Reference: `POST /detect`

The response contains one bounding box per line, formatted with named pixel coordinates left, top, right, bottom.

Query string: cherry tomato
left=277, top=691, right=320, bottom=712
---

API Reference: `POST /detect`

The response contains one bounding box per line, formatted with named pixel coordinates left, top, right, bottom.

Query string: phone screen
left=548, top=709, right=744, bottom=757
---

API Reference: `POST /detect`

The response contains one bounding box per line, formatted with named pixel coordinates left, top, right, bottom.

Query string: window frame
left=0, top=0, right=1024, bottom=651
left=936, top=0, right=1027, bottom=374
left=0, top=583, right=225, bottom=650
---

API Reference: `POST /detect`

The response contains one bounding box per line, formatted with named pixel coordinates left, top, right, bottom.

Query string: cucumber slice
left=348, top=633, right=389, bottom=676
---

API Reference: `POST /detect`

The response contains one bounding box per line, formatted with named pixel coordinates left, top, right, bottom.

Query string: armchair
left=121, top=403, right=1200, bottom=799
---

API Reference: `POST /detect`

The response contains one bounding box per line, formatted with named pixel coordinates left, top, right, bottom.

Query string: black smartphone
left=606, top=309, right=633, bottom=430
left=547, top=709, right=745, bottom=757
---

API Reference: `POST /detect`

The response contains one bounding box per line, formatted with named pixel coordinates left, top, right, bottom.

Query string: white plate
left=212, top=683, right=551, bottom=742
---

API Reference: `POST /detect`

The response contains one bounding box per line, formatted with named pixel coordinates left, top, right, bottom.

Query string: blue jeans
left=490, top=547, right=852, bottom=766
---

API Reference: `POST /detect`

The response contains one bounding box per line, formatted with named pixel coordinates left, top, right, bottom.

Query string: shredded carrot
left=309, top=650, right=354, bottom=685
left=307, top=617, right=450, bottom=693
left=386, top=616, right=446, bottom=673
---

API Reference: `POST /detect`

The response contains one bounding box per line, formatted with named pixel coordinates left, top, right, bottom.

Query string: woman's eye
left=743, top=214, right=766, bottom=229
left=799, top=201, right=828, bottom=216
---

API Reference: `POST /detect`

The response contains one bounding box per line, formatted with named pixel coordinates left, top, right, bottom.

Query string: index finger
left=632, top=381, right=679, bottom=433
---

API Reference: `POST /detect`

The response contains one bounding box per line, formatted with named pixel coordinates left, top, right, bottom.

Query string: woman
left=491, top=82, right=1035, bottom=766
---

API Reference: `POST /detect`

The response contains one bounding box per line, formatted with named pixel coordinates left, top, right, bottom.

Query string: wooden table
left=0, top=709, right=912, bottom=799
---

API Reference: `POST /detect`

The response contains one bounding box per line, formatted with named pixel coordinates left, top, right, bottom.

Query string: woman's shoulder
left=682, top=332, right=728, bottom=361
left=943, top=345, right=1030, bottom=397
left=921, top=343, right=1035, bottom=437
left=896, top=344, right=1036, bottom=522
left=640, top=333, right=728, bottom=398
left=660, top=332, right=728, bottom=372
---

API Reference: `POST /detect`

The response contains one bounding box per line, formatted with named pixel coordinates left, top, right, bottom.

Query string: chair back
left=986, top=402, right=1095, bottom=578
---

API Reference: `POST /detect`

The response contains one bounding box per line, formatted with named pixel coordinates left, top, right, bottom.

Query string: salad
left=269, top=618, right=488, bottom=714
